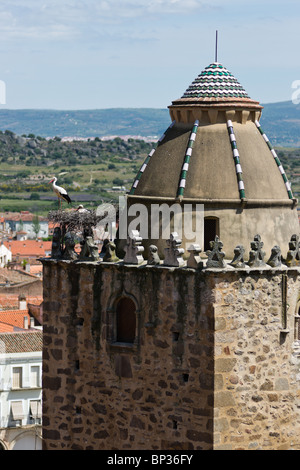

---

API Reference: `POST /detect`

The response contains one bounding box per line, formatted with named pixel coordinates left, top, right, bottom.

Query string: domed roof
left=129, top=61, right=293, bottom=203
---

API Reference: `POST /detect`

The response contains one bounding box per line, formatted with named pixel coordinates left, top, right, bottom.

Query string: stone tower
left=41, top=62, right=300, bottom=451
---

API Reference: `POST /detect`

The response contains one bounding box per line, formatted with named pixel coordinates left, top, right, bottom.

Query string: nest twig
left=48, top=207, right=116, bottom=233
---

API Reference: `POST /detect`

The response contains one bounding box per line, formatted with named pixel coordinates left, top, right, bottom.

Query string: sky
left=0, top=0, right=300, bottom=109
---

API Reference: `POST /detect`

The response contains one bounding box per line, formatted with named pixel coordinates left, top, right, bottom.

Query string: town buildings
left=0, top=243, right=12, bottom=268
left=3, top=240, right=51, bottom=271
left=0, top=301, right=42, bottom=451
left=0, top=234, right=44, bottom=450
left=2, top=211, right=49, bottom=240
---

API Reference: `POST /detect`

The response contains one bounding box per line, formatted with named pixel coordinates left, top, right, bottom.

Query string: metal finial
left=215, top=30, right=218, bottom=62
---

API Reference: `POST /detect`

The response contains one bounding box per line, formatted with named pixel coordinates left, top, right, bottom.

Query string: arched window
left=204, top=217, right=219, bottom=252
left=116, top=297, right=136, bottom=344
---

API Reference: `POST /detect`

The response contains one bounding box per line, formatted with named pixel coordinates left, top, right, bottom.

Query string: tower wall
left=124, top=197, right=299, bottom=259
left=41, top=259, right=300, bottom=450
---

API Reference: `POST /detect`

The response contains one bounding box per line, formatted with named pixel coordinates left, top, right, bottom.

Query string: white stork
left=75, top=204, right=88, bottom=213
left=49, top=177, right=71, bottom=207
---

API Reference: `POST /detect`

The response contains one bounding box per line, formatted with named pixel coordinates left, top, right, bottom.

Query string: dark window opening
left=172, top=332, right=180, bottom=342
left=204, top=217, right=219, bottom=252
left=116, top=297, right=136, bottom=344
left=182, top=373, right=189, bottom=383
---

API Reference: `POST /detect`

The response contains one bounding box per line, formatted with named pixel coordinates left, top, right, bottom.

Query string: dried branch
left=48, top=206, right=116, bottom=233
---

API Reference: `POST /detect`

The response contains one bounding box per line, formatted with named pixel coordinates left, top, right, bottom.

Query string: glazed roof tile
left=181, top=62, right=250, bottom=100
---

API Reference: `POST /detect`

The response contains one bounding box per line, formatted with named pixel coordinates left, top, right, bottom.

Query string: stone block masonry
left=41, top=259, right=300, bottom=450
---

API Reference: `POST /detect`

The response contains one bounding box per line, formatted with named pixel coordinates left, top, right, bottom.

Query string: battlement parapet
left=48, top=220, right=300, bottom=272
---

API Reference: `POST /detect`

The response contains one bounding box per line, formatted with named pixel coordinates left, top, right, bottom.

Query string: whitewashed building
left=0, top=330, right=42, bottom=450
left=0, top=242, right=12, bottom=267
left=3, top=212, right=49, bottom=240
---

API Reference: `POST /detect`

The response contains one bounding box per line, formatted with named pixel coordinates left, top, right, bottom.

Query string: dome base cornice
left=168, top=103, right=262, bottom=125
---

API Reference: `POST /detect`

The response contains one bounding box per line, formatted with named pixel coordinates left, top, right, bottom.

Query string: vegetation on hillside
left=0, top=130, right=152, bottom=214
left=275, top=147, right=300, bottom=199
left=259, top=101, right=300, bottom=147
left=0, top=128, right=298, bottom=216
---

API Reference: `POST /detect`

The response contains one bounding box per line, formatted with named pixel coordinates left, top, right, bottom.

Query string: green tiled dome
left=182, top=62, right=250, bottom=99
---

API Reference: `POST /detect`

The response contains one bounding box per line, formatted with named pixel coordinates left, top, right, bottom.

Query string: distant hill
left=0, top=108, right=170, bottom=140
left=259, top=101, right=300, bottom=147
left=0, top=102, right=300, bottom=146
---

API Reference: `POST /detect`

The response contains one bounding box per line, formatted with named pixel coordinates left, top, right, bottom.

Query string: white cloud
left=0, top=0, right=212, bottom=46
left=147, top=0, right=205, bottom=14
left=0, top=0, right=208, bottom=30
left=90, top=0, right=207, bottom=17
left=0, top=3, right=75, bottom=41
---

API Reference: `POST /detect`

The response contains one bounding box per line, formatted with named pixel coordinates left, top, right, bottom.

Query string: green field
left=0, top=130, right=298, bottom=217
left=0, top=132, right=149, bottom=215
left=0, top=197, right=55, bottom=214
left=0, top=194, right=113, bottom=214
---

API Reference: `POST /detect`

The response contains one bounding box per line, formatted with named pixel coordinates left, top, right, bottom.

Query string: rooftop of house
left=0, top=267, right=39, bottom=284
left=0, top=310, right=31, bottom=330
left=3, top=240, right=52, bottom=257
left=0, top=293, right=43, bottom=331
left=28, top=265, right=43, bottom=276
left=0, top=294, right=42, bottom=310
left=0, top=322, right=21, bottom=333
left=0, top=211, right=47, bottom=223
left=0, top=330, right=42, bottom=353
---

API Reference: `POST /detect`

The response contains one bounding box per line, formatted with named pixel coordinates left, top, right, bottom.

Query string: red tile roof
left=0, top=322, right=16, bottom=333
left=0, top=295, right=43, bottom=310
left=0, top=330, right=42, bottom=353
left=0, top=267, right=37, bottom=283
left=0, top=310, right=30, bottom=329
left=29, top=265, right=43, bottom=275
left=48, top=222, right=59, bottom=229
left=4, top=240, right=52, bottom=257
left=1, top=211, right=47, bottom=222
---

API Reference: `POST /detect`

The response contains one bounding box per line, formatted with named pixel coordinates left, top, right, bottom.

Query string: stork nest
left=48, top=207, right=116, bottom=233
